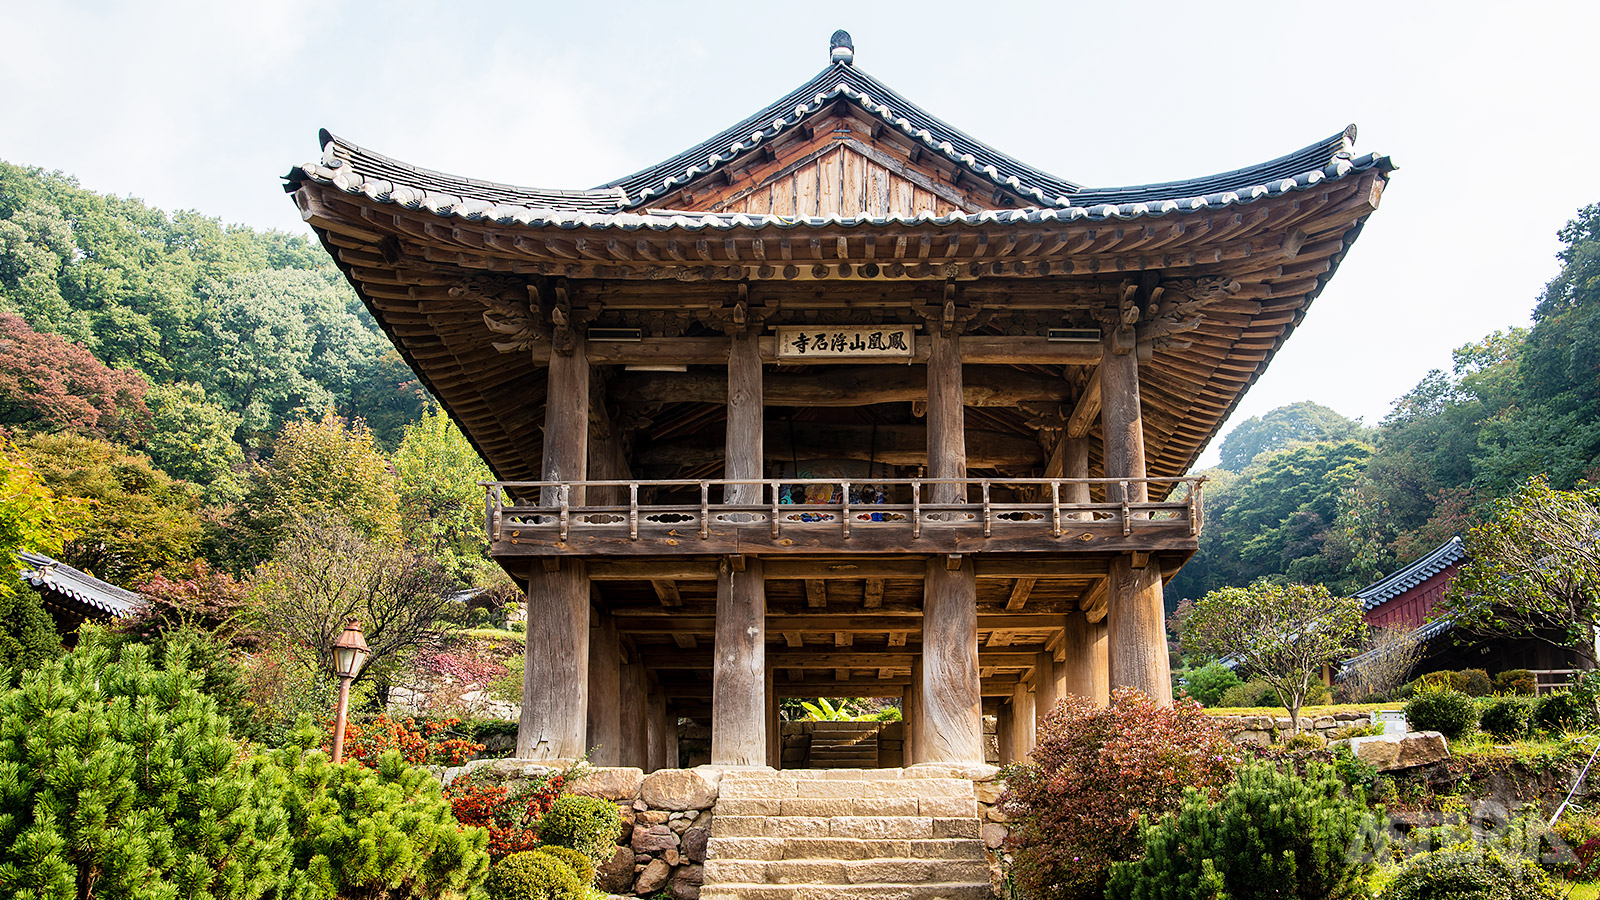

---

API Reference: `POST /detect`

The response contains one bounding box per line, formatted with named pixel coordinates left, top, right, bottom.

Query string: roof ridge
left=1354, top=536, right=1467, bottom=609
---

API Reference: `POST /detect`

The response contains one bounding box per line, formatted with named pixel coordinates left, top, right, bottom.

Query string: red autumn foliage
left=327, top=714, right=483, bottom=768
left=0, top=312, right=148, bottom=440
left=998, top=688, right=1246, bottom=900
left=418, top=650, right=508, bottom=685
left=126, top=560, right=258, bottom=648
left=445, top=771, right=567, bottom=860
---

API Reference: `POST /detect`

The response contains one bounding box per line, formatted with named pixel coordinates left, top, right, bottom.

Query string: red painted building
left=1356, top=536, right=1466, bottom=630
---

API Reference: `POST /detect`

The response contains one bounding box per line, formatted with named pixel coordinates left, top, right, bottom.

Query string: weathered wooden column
left=996, top=702, right=1016, bottom=764
left=619, top=655, right=649, bottom=769
left=586, top=612, right=622, bottom=765
left=765, top=661, right=780, bottom=769
left=918, top=329, right=986, bottom=764
left=1064, top=436, right=1092, bottom=519
left=1090, top=618, right=1111, bottom=706
left=1060, top=612, right=1096, bottom=700
left=905, top=660, right=923, bottom=764
left=1034, top=651, right=1061, bottom=725
left=711, top=326, right=768, bottom=766
left=518, top=332, right=591, bottom=760
left=1010, top=680, right=1036, bottom=760
left=1099, top=331, right=1172, bottom=703
left=647, top=687, right=671, bottom=772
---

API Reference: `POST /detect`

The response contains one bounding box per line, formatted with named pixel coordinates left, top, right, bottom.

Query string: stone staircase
left=700, top=769, right=994, bottom=900
left=806, top=722, right=880, bottom=768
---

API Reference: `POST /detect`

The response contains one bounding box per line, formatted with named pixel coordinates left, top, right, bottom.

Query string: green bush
left=1181, top=662, right=1241, bottom=706
left=1457, top=668, right=1493, bottom=697
left=1493, top=669, right=1538, bottom=695
left=1378, top=845, right=1561, bottom=900
left=1478, top=696, right=1534, bottom=741
left=1404, top=689, right=1478, bottom=740
left=1106, top=762, right=1380, bottom=900
left=1533, top=690, right=1592, bottom=733
left=484, top=850, right=583, bottom=900
left=0, top=638, right=293, bottom=900
left=1217, top=676, right=1330, bottom=709
left=538, top=794, right=623, bottom=866
left=1283, top=731, right=1326, bottom=751
left=534, top=845, right=595, bottom=886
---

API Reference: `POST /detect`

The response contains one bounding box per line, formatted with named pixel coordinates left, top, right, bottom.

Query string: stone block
left=669, top=863, right=703, bottom=900
left=634, top=858, right=672, bottom=894
left=638, top=810, right=671, bottom=825
left=828, top=815, right=933, bottom=839
left=669, top=817, right=692, bottom=834
left=982, top=822, right=1009, bottom=849
left=642, top=767, right=722, bottom=810
left=933, top=817, right=981, bottom=839
left=682, top=825, right=710, bottom=861
left=704, top=836, right=785, bottom=860
left=766, top=859, right=848, bottom=884
left=596, top=845, right=636, bottom=893
left=709, top=816, right=767, bottom=837
left=571, top=766, right=644, bottom=801
left=1338, top=731, right=1450, bottom=772
left=701, top=859, right=766, bottom=883
left=1313, top=716, right=1336, bottom=730
left=972, top=781, right=1004, bottom=804
left=985, top=806, right=1009, bottom=823
left=720, top=777, right=799, bottom=799
left=908, top=839, right=986, bottom=860
left=856, top=797, right=920, bottom=816
left=716, top=798, right=782, bottom=816
left=779, top=798, right=857, bottom=816
left=632, top=824, right=680, bottom=853
left=763, top=816, right=830, bottom=838
left=920, top=796, right=979, bottom=817
left=780, top=837, right=911, bottom=860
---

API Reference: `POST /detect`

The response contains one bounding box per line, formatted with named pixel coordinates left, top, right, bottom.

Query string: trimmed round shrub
left=1478, top=696, right=1533, bottom=741
left=1181, top=662, right=1241, bottom=707
left=1283, top=731, right=1326, bottom=752
left=534, top=845, right=595, bottom=886
left=484, top=850, right=583, bottom=900
left=1457, top=668, right=1493, bottom=697
left=1533, top=690, right=1593, bottom=734
left=538, top=794, right=623, bottom=866
left=1404, top=689, right=1477, bottom=740
left=1378, top=845, right=1561, bottom=900
left=1106, top=761, right=1380, bottom=900
left=1493, top=669, right=1537, bottom=695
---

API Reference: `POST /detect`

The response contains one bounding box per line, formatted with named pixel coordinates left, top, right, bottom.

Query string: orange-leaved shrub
left=998, top=688, right=1245, bottom=900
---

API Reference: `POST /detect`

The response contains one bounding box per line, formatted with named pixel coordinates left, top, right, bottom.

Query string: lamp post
left=330, top=618, right=370, bottom=764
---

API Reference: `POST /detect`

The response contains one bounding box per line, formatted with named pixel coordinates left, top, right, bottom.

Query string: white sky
left=5, top=1, right=1598, bottom=468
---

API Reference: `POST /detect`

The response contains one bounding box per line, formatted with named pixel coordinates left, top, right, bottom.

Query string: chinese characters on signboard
left=775, top=326, right=915, bottom=360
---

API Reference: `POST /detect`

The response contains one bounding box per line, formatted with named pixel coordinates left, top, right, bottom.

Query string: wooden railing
left=482, top=477, right=1202, bottom=551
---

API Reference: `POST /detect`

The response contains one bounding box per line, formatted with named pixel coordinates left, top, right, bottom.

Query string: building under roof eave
left=19, top=551, right=144, bottom=634
left=283, top=35, right=1394, bottom=485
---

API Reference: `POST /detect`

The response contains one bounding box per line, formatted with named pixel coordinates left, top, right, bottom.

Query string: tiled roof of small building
left=19, top=551, right=143, bottom=619
left=1353, top=536, right=1468, bottom=612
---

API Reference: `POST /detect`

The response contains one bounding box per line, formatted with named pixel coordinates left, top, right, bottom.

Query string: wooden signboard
left=775, top=326, right=915, bottom=361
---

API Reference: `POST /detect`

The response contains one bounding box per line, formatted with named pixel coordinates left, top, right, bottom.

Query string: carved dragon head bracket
left=913, top=282, right=993, bottom=337
left=698, top=283, right=776, bottom=337
left=1101, top=274, right=1243, bottom=351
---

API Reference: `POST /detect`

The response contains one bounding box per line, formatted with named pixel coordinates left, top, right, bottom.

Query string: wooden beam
left=614, top=613, right=1066, bottom=634
left=636, top=421, right=1042, bottom=469
left=973, top=559, right=1108, bottom=579
left=612, top=365, right=1075, bottom=409
left=590, top=560, right=720, bottom=581
left=550, top=335, right=1103, bottom=367
left=651, top=580, right=682, bottom=607
left=1065, top=367, right=1103, bottom=440
left=764, top=559, right=927, bottom=580
left=805, top=581, right=828, bottom=608
left=863, top=579, right=885, bottom=608
left=672, top=633, right=697, bottom=649
left=1005, top=578, right=1036, bottom=611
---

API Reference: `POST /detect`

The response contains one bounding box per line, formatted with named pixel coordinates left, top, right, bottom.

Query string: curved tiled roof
left=1353, top=536, right=1468, bottom=612
left=19, top=550, right=143, bottom=619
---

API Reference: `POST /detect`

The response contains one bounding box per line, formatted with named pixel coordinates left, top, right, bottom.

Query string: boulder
left=596, top=845, right=636, bottom=894
left=670, top=863, right=705, bottom=899
left=682, top=826, right=710, bottom=862
left=569, top=766, right=644, bottom=801
left=982, top=823, right=1008, bottom=849
left=632, top=824, right=680, bottom=854
left=641, top=767, right=721, bottom=810
left=634, top=858, right=672, bottom=894
left=1338, top=731, right=1450, bottom=772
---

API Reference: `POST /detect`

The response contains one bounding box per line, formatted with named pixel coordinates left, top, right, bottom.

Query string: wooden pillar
left=1064, top=436, right=1091, bottom=519
left=905, top=660, right=923, bottom=764
left=765, top=661, right=780, bottom=769
left=996, top=702, right=1016, bottom=764
left=520, top=564, right=589, bottom=759
left=518, top=333, right=590, bottom=760
left=712, top=558, right=768, bottom=766
left=725, top=328, right=763, bottom=505
left=586, top=612, right=622, bottom=765
left=1061, top=612, right=1096, bottom=700
left=926, top=330, right=966, bottom=504
left=1090, top=617, right=1111, bottom=707
left=1099, top=331, right=1172, bottom=703
left=647, top=687, right=670, bottom=772
left=619, top=656, right=649, bottom=769
left=664, top=707, right=681, bottom=769
left=920, top=558, right=985, bottom=764
left=1034, top=651, right=1061, bottom=725
left=1010, top=680, right=1035, bottom=760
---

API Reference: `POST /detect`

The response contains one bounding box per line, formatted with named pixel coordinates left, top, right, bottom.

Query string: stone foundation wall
left=1210, top=711, right=1376, bottom=746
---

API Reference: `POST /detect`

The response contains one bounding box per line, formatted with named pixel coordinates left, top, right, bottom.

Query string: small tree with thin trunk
left=1181, top=581, right=1367, bottom=733
left=1343, top=623, right=1425, bottom=700
left=1442, top=476, right=1600, bottom=669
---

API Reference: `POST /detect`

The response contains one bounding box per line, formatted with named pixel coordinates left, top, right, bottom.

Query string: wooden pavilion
left=285, top=31, right=1392, bottom=770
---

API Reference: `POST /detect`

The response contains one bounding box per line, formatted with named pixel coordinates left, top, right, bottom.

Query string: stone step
left=719, top=776, right=975, bottom=801
left=713, top=792, right=977, bottom=822
left=710, top=817, right=979, bottom=849
left=705, top=857, right=991, bottom=885
left=700, top=882, right=993, bottom=900
left=707, top=835, right=986, bottom=862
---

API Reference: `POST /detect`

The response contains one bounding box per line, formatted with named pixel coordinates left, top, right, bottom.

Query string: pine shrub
left=998, top=688, right=1243, bottom=900
left=483, top=850, right=583, bottom=900
left=1404, top=688, right=1477, bottom=739
left=534, top=845, right=596, bottom=886
left=0, top=578, right=61, bottom=674
left=1378, top=845, right=1561, bottom=900
left=267, top=721, right=490, bottom=900
left=1478, top=696, right=1534, bottom=741
left=0, top=638, right=293, bottom=900
left=1106, top=761, right=1381, bottom=900
left=538, top=794, right=624, bottom=866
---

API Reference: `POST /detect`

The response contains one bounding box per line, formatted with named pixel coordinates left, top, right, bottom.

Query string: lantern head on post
left=332, top=619, right=370, bottom=679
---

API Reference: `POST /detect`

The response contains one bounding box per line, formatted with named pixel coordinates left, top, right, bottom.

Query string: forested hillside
left=1172, top=203, right=1600, bottom=602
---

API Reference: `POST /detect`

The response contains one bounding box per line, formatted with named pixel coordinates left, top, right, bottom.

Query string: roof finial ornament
left=830, top=30, right=854, bottom=65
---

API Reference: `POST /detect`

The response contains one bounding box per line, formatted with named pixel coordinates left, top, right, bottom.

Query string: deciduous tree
left=0, top=312, right=149, bottom=440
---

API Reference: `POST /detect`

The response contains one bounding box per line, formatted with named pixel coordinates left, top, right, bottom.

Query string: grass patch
left=1567, top=881, right=1600, bottom=899
left=458, top=627, right=525, bottom=643
left=1202, top=702, right=1396, bottom=717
